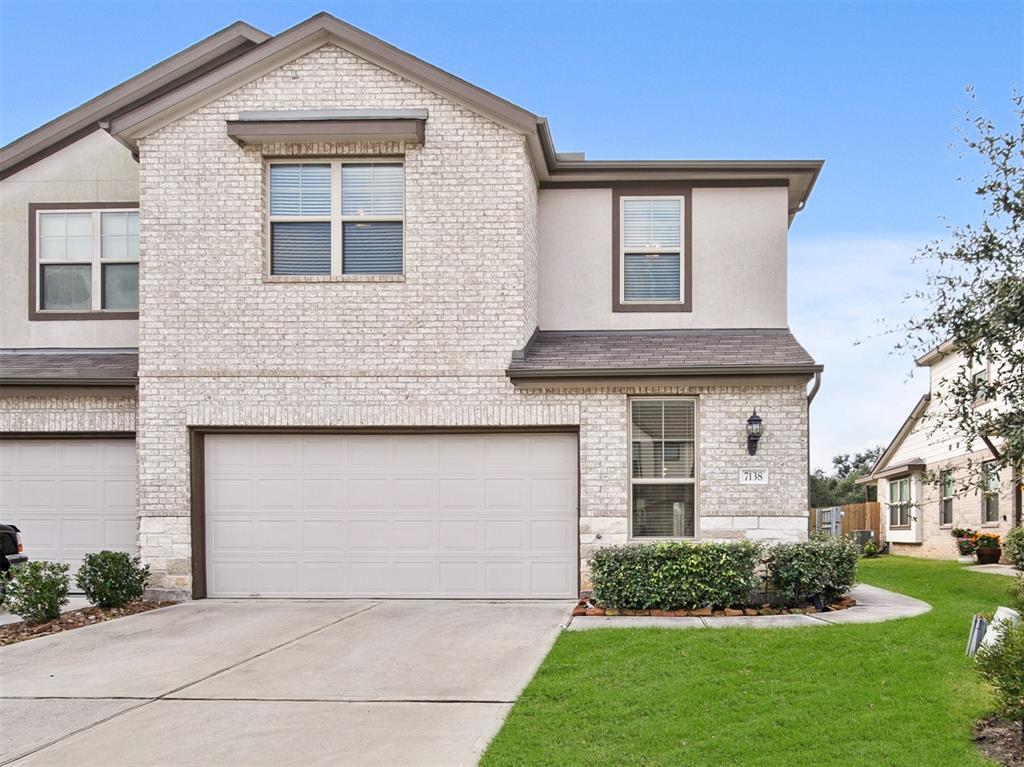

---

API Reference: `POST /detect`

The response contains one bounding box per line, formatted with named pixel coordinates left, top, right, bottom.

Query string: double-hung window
left=620, top=196, right=684, bottom=305
left=888, top=477, right=911, bottom=527
left=268, top=160, right=404, bottom=276
left=983, top=461, right=1000, bottom=523
left=629, top=399, right=696, bottom=538
left=34, top=207, right=139, bottom=314
left=940, top=470, right=954, bottom=526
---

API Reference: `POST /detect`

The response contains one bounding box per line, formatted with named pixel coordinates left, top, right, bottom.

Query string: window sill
left=939, top=524, right=953, bottom=529
left=889, top=525, right=912, bottom=530
left=30, top=310, right=139, bottom=321
left=263, top=274, right=405, bottom=284
left=981, top=522, right=1001, bottom=528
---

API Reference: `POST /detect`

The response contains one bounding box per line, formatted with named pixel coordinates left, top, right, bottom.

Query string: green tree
left=896, top=91, right=1024, bottom=485
left=809, top=447, right=882, bottom=508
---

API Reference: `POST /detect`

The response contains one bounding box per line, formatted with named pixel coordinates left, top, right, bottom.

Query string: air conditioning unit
left=850, top=530, right=875, bottom=549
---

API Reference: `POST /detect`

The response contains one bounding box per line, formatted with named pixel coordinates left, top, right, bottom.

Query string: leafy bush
left=75, top=551, right=149, bottom=608
left=1008, top=575, right=1024, bottom=615
left=1002, top=526, right=1024, bottom=570
left=957, top=537, right=979, bottom=556
left=975, top=619, right=1024, bottom=732
left=768, top=534, right=860, bottom=605
left=4, top=561, right=69, bottom=624
left=862, top=539, right=881, bottom=558
left=589, top=540, right=763, bottom=610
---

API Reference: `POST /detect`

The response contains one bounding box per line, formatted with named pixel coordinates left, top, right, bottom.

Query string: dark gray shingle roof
left=0, top=349, right=138, bottom=385
left=507, top=329, right=820, bottom=379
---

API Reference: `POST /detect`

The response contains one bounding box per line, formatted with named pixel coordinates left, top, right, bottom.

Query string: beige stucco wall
left=0, top=130, right=139, bottom=348
left=537, top=186, right=789, bottom=330
left=133, top=43, right=809, bottom=596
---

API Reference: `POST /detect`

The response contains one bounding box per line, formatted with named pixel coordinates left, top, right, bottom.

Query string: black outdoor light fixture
left=746, top=410, right=764, bottom=455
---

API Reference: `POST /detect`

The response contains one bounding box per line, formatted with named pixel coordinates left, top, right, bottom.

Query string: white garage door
left=0, top=438, right=138, bottom=581
left=204, top=432, right=578, bottom=599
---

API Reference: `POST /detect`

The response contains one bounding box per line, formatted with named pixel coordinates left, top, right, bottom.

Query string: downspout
left=806, top=371, right=822, bottom=525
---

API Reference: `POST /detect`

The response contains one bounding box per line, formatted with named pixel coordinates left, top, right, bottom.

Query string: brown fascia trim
left=865, top=394, right=931, bottom=478
left=28, top=202, right=140, bottom=322
left=506, top=364, right=824, bottom=382
left=869, top=461, right=926, bottom=482
left=915, top=338, right=956, bottom=367
left=227, top=116, right=426, bottom=146
left=611, top=183, right=692, bottom=313
left=0, top=21, right=269, bottom=179
left=0, top=378, right=137, bottom=388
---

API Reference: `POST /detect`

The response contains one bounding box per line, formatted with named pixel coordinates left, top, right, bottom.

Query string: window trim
left=627, top=396, right=700, bottom=541
left=887, top=475, right=912, bottom=529
left=939, top=469, right=954, bottom=527
left=612, top=183, right=692, bottom=313
left=982, top=461, right=1000, bottom=524
left=28, top=202, right=140, bottom=321
left=263, top=157, right=405, bottom=280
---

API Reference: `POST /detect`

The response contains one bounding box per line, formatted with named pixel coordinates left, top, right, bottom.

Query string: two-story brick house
left=858, top=344, right=1021, bottom=558
left=1, top=13, right=823, bottom=600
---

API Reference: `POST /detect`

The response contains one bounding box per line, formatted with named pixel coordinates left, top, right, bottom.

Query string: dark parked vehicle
left=1, top=524, right=27, bottom=600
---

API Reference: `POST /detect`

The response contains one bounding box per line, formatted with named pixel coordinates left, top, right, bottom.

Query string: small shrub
left=862, top=539, right=881, bottom=558
left=4, top=561, right=69, bottom=624
left=589, top=540, right=763, bottom=610
left=75, top=551, right=149, bottom=608
left=975, top=619, right=1024, bottom=735
left=957, top=537, right=979, bottom=556
left=1008, top=575, right=1024, bottom=615
left=768, top=534, right=859, bottom=606
left=1002, top=526, right=1024, bottom=571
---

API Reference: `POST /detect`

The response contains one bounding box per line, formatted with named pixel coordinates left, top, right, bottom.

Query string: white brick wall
left=129, top=43, right=810, bottom=596
left=0, top=394, right=136, bottom=433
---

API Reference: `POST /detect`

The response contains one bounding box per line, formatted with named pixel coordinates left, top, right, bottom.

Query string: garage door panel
left=204, top=433, right=577, bottom=599
left=1, top=438, right=137, bottom=584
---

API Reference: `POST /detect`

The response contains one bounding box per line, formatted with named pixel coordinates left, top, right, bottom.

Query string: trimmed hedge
left=768, top=534, right=859, bottom=605
left=589, top=540, right=763, bottom=610
left=1002, top=525, right=1024, bottom=571
left=76, top=551, right=149, bottom=608
left=4, top=561, right=70, bottom=624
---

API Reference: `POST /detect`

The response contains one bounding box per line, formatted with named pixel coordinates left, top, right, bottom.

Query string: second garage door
left=203, top=432, right=578, bottom=599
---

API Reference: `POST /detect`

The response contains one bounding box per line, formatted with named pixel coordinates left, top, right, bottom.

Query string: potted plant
left=974, top=532, right=1002, bottom=565
left=952, top=527, right=978, bottom=563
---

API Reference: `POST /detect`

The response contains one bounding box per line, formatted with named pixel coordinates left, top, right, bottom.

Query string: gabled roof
left=4, top=13, right=823, bottom=220
left=0, top=21, right=269, bottom=179
left=860, top=394, right=931, bottom=481
left=507, top=329, right=821, bottom=381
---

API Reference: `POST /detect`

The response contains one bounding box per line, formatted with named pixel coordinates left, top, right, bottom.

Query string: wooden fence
left=808, top=502, right=882, bottom=542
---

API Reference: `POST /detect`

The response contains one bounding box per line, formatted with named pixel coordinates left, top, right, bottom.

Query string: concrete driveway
left=0, top=599, right=570, bottom=766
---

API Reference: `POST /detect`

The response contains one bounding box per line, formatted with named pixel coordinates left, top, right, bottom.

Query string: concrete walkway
left=967, top=564, right=1020, bottom=578
left=0, top=599, right=570, bottom=766
left=567, top=584, right=931, bottom=630
left=0, top=597, right=90, bottom=627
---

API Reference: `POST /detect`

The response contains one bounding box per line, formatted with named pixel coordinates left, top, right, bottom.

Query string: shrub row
left=2, top=551, right=149, bottom=625
left=589, top=534, right=859, bottom=610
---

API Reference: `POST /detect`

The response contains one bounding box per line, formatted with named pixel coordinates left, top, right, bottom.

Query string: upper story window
left=614, top=191, right=690, bottom=313
left=32, top=205, right=139, bottom=318
left=268, top=160, right=404, bottom=277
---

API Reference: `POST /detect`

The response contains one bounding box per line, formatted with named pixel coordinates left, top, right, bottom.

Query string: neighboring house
left=858, top=344, right=1022, bottom=558
left=0, top=13, right=823, bottom=600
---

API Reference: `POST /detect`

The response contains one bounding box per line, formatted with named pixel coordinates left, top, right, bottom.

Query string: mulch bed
left=0, top=600, right=178, bottom=646
left=975, top=716, right=1024, bottom=767
left=572, top=595, right=857, bottom=618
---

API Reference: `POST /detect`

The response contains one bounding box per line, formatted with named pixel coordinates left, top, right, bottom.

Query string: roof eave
left=507, top=363, right=823, bottom=382
left=0, top=21, right=269, bottom=178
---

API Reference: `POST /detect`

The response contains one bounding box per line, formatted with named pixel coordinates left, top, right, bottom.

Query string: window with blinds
left=620, top=197, right=683, bottom=303
left=268, top=160, right=404, bottom=276
left=630, top=399, right=697, bottom=538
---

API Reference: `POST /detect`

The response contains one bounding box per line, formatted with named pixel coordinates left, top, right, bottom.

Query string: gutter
left=506, top=363, right=823, bottom=381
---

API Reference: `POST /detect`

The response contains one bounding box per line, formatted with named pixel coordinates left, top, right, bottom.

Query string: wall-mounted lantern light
left=746, top=410, right=764, bottom=455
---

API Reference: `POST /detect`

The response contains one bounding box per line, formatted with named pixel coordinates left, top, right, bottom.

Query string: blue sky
left=2, top=0, right=1020, bottom=468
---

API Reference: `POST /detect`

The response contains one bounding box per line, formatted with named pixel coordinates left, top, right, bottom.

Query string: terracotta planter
left=976, top=547, right=1002, bottom=565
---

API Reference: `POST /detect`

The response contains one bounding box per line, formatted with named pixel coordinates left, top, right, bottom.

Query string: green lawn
left=482, top=557, right=1014, bottom=766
